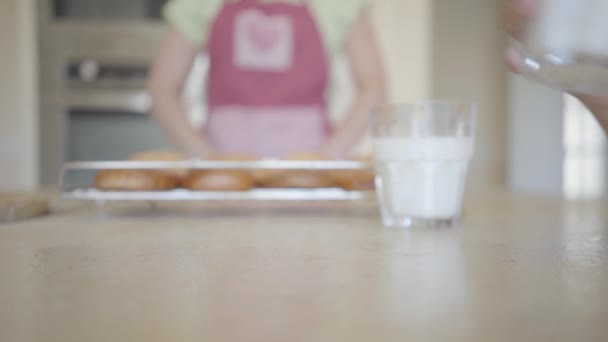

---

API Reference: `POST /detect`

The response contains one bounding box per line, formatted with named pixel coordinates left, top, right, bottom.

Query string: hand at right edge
left=504, top=0, right=608, bottom=133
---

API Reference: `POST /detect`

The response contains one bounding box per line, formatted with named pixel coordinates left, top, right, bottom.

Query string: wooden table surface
left=1, top=192, right=607, bottom=341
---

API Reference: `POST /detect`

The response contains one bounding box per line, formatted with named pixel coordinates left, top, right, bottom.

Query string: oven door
left=39, top=91, right=172, bottom=186
left=65, top=107, right=173, bottom=187
left=67, top=108, right=171, bottom=163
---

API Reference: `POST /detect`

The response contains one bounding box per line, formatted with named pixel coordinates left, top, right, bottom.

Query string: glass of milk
left=371, top=101, right=477, bottom=228
left=517, top=0, right=608, bottom=93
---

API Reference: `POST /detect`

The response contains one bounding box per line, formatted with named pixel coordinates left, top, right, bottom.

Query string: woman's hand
left=504, top=0, right=608, bottom=133
left=147, top=27, right=216, bottom=160
left=322, top=8, right=387, bottom=159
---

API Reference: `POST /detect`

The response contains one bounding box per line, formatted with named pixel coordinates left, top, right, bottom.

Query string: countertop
left=1, top=192, right=607, bottom=341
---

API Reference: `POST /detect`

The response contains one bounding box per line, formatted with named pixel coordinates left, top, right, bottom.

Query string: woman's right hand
left=504, top=0, right=608, bottom=133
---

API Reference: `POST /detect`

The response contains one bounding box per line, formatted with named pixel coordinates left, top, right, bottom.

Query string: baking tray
left=59, top=160, right=375, bottom=202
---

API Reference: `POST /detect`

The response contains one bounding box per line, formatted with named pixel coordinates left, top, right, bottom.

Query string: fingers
left=504, top=0, right=538, bottom=40
left=505, top=47, right=523, bottom=73
left=504, top=0, right=539, bottom=74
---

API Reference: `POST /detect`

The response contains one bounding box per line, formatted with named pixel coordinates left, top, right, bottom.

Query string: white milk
left=373, top=137, right=473, bottom=220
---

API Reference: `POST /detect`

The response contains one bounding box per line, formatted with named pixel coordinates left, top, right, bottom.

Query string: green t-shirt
left=163, top=0, right=370, bottom=56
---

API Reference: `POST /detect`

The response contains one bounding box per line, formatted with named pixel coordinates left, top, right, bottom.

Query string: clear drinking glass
left=371, top=101, right=477, bottom=228
left=516, top=0, right=608, bottom=93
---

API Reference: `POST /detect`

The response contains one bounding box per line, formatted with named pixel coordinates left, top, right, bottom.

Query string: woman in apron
left=148, top=0, right=386, bottom=159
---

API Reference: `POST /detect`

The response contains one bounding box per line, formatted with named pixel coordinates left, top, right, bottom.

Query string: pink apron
left=204, top=0, right=331, bottom=158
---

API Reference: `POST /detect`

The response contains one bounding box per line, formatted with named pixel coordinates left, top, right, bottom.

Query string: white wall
left=508, top=75, right=564, bottom=194
left=0, top=0, right=38, bottom=190
left=431, top=0, right=508, bottom=190
left=375, top=0, right=432, bottom=102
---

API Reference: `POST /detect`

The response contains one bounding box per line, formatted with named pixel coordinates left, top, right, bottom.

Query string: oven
left=37, top=0, right=207, bottom=186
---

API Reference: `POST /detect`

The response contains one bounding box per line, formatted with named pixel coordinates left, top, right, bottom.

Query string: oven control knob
left=79, top=60, right=100, bottom=82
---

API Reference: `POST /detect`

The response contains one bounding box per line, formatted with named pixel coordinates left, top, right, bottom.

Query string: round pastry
left=261, top=153, right=335, bottom=189
left=94, top=170, right=178, bottom=191
left=183, top=170, right=255, bottom=192
left=128, top=150, right=188, bottom=178
left=183, top=154, right=257, bottom=192
left=331, top=155, right=375, bottom=191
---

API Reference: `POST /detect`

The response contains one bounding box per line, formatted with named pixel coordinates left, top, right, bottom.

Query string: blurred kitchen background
left=0, top=0, right=605, bottom=199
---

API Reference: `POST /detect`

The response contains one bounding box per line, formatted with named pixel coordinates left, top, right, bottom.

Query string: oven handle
left=62, top=91, right=150, bottom=113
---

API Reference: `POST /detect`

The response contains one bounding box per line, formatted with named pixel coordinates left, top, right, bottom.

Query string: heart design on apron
left=248, top=20, right=281, bottom=52
left=234, top=9, right=294, bottom=71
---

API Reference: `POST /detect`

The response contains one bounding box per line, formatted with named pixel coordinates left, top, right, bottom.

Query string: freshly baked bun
left=263, top=171, right=336, bottom=189
left=94, top=170, right=178, bottom=191
left=183, top=154, right=257, bottom=191
left=183, top=170, right=255, bottom=192
left=261, top=153, right=335, bottom=189
left=331, top=155, right=375, bottom=191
